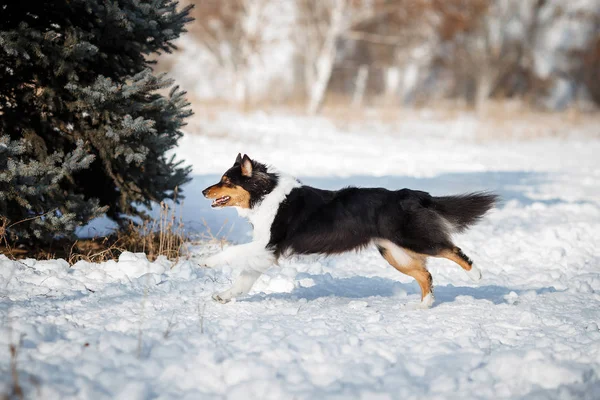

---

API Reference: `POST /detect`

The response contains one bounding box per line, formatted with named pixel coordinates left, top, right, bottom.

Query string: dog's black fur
left=268, top=186, right=497, bottom=258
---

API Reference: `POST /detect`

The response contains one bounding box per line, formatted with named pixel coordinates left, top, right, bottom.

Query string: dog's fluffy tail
left=433, top=192, right=499, bottom=233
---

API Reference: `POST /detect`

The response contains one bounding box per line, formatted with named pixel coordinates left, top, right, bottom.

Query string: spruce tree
left=0, top=1, right=194, bottom=243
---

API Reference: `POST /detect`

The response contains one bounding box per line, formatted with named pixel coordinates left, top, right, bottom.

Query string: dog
left=202, top=153, right=497, bottom=307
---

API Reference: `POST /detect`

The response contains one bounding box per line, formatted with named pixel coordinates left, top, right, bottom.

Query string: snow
left=2, top=111, right=600, bottom=399
left=177, top=111, right=600, bottom=178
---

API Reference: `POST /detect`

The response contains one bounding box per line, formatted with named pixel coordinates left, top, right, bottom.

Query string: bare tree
left=295, top=0, right=404, bottom=114
left=428, top=0, right=549, bottom=112
left=191, top=0, right=272, bottom=107
left=469, top=0, right=523, bottom=112
left=294, top=0, right=342, bottom=114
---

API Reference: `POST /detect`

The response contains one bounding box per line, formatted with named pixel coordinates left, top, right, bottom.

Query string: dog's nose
left=202, top=188, right=209, bottom=197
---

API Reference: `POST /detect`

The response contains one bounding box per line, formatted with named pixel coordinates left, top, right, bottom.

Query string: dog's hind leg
left=437, top=246, right=482, bottom=282
left=376, top=239, right=434, bottom=308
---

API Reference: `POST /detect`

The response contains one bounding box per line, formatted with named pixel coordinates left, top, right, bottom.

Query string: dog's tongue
left=212, top=196, right=230, bottom=207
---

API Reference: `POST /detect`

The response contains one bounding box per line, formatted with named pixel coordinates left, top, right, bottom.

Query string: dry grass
left=1, top=199, right=192, bottom=264
left=0, top=216, right=8, bottom=251
left=67, top=201, right=188, bottom=264
left=115, top=202, right=187, bottom=262
left=8, top=343, right=24, bottom=400
left=198, top=217, right=232, bottom=251
left=0, top=212, right=60, bottom=259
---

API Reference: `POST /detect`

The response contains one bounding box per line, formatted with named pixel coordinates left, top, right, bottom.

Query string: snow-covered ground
left=2, top=112, right=600, bottom=399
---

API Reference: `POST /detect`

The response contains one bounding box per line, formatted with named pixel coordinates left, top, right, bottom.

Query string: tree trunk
left=402, top=63, right=419, bottom=105
left=476, top=70, right=493, bottom=114
left=233, top=72, right=249, bottom=111
left=307, top=0, right=344, bottom=115
left=352, top=65, right=369, bottom=108
left=384, top=66, right=401, bottom=104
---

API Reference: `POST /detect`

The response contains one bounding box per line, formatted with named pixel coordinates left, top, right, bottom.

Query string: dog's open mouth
left=211, top=196, right=230, bottom=207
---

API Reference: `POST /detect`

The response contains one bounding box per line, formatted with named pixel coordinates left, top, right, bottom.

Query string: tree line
left=171, top=0, right=600, bottom=113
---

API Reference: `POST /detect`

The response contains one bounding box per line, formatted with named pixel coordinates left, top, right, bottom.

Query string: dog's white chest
left=236, top=173, right=301, bottom=246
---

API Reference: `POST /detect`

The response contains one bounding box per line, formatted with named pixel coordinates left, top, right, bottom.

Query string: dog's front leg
left=210, top=243, right=275, bottom=303
left=202, top=243, right=255, bottom=268
left=212, top=269, right=264, bottom=303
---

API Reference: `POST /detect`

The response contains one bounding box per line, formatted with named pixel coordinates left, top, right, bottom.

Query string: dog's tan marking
left=437, top=248, right=472, bottom=271
left=376, top=239, right=432, bottom=300
left=204, top=184, right=251, bottom=209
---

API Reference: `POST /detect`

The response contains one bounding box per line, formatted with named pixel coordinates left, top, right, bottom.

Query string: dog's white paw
left=465, top=265, right=482, bottom=282
left=418, top=293, right=435, bottom=309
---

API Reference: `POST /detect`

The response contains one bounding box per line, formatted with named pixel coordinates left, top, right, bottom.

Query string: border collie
left=202, top=154, right=497, bottom=308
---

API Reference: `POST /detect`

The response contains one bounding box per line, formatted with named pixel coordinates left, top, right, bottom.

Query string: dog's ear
left=241, top=154, right=253, bottom=177
left=234, top=153, right=243, bottom=165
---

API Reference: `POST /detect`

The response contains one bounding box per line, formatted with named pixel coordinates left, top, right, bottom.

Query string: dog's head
left=202, top=153, right=278, bottom=209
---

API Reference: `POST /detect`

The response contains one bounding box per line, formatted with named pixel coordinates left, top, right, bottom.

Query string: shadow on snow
left=243, top=272, right=558, bottom=307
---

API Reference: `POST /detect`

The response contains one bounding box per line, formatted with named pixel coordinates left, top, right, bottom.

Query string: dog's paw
left=418, top=293, right=435, bottom=309
left=465, top=265, right=482, bottom=282
left=212, top=292, right=231, bottom=304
